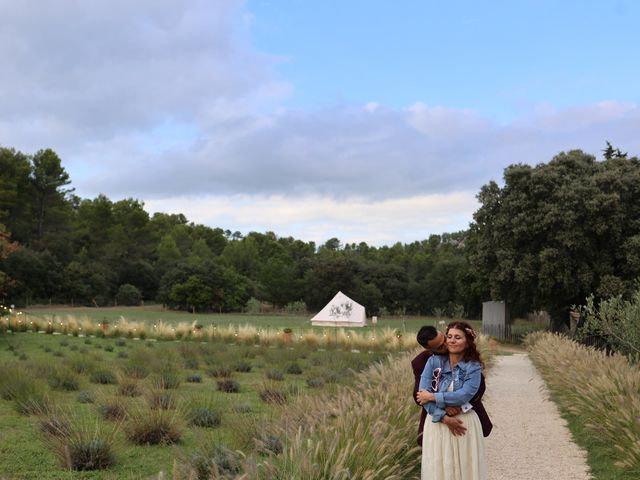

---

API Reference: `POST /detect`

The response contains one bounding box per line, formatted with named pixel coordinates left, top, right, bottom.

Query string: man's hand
left=416, top=389, right=434, bottom=405
left=445, top=406, right=462, bottom=417
left=442, top=415, right=467, bottom=436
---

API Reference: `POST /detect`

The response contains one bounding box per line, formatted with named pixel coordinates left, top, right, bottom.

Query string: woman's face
left=446, top=328, right=468, bottom=354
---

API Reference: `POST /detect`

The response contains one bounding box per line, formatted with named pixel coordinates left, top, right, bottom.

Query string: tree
left=0, top=148, right=33, bottom=242
left=168, top=276, right=214, bottom=313
left=0, top=224, right=18, bottom=301
left=60, top=259, right=115, bottom=306
left=3, top=246, right=63, bottom=305
left=602, top=141, right=627, bottom=160
left=187, top=239, right=215, bottom=265
left=156, top=234, right=182, bottom=274
left=116, top=284, right=142, bottom=306
left=468, top=148, right=640, bottom=329
left=30, top=149, right=73, bottom=242
left=158, top=259, right=226, bottom=311
left=303, top=253, right=361, bottom=310
left=221, top=268, right=252, bottom=312
left=118, top=260, right=158, bottom=300
left=258, top=257, right=296, bottom=307
left=221, top=236, right=260, bottom=277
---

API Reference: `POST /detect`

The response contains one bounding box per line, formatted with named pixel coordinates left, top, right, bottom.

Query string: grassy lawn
left=21, top=305, right=483, bottom=334
left=0, top=330, right=391, bottom=479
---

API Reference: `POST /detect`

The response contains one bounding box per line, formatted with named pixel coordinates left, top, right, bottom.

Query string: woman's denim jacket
left=418, top=354, right=481, bottom=423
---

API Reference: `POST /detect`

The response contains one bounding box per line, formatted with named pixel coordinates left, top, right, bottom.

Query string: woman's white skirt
left=421, top=409, right=487, bottom=480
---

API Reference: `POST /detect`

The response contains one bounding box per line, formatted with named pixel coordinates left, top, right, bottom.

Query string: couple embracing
left=412, top=322, right=491, bottom=480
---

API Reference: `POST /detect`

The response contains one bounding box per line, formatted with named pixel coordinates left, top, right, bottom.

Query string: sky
left=1, top=0, right=639, bottom=246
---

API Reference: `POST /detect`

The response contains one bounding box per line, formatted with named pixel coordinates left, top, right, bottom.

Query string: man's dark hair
left=416, top=325, right=438, bottom=348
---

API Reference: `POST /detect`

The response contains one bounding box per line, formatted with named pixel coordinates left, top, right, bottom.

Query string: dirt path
left=483, top=353, right=592, bottom=480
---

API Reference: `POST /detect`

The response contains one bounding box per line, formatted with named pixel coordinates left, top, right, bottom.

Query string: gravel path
left=483, top=353, right=592, bottom=480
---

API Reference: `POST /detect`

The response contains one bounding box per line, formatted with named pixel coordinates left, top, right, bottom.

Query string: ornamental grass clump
left=216, top=379, right=240, bottom=393
left=207, top=366, right=233, bottom=378
left=116, top=317, right=147, bottom=339
left=243, top=351, right=425, bottom=480
left=258, top=382, right=287, bottom=405
left=117, top=380, right=142, bottom=397
left=90, top=369, right=117, bottom=385
left=188, top=406, right=222, bottom=428
left=42, top=415, right=119, bottom=471
left=234, top=361, right=252, bottom=373
left=232, top=403, right=251, bottom=414
left=122, top=363, right=150, bottom=379
left=34, top=362, right=81, bottom=392
left=39, top=415, right=71, bottom=437
left=285, top=363, right=303, bottom=375
left=306, top=377, right=325, bottom=389
left=265, top=369, right=284, bottom=381
left=126, top=407, right=184, bottom=445
left=76, top=390, right=95, bottom=404
left=153, top=371, right=182, bottom=390
left=526, top=332, right=640, bottom=469
left=48, top=368, right=80, bottom=392
left=180, top=444, right=243, bottom=480
left=236, top=324, right=260, bottom=345
left=98, top=398, right=129, bottom=421
left=0, top=366, right=51, bottom=415
left=147, top=391, right=177, bottom=410
left=183, top=357, right=199, bottom=369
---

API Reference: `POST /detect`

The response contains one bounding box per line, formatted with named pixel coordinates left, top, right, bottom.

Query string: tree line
left=1, top=144, right=639, bottom=327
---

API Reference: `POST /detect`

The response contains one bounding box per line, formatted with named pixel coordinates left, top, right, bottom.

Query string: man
left=411, top=325, right=492, bottom=446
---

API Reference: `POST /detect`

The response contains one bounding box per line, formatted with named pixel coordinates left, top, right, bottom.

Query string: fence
left=482, top=324, right=548, bottom=343
left=574, top=332, right=613, bottom=352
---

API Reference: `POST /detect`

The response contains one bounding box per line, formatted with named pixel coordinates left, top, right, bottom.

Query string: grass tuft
left=41, top=412, right=119, bottom=471
left=125, top=408, right=183, bottom=445
left=216, top=379, right=240, bottom=393
left=90, top=370, right=118, bottom=385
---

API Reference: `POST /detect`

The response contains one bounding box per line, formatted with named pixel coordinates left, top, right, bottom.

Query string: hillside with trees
left=0, top=146, right=476, bottom=316
left=1, top=144, right=639, bottom=326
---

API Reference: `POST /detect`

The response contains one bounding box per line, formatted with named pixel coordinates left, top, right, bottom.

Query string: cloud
left=0, top=0, right=286, bottom=146
left=2, top=1, right=640, bottom=244
left=77, top=100, right=640, bottom=201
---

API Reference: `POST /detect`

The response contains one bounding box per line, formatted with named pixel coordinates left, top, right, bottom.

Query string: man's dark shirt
left=411, top=350, right=493, bottom=446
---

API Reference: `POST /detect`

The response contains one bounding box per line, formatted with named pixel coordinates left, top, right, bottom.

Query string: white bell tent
left=310, top=291, right=366, bottom=327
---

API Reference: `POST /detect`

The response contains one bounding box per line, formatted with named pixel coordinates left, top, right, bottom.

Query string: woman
left=416, top=321, right=487, bottom=480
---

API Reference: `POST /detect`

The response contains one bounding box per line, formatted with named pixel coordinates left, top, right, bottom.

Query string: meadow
left=20, top=305, right=480, bottom=335
left=0, top=330, right=393, bottom=479
left=0, top=307, right=506, bottom=479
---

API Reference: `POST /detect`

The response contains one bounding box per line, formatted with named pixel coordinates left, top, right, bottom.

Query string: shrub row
left=2, top=314, right=411, bottom=351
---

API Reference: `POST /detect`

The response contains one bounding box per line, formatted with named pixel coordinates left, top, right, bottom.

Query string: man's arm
left=442, top=415, right=467, bottom=436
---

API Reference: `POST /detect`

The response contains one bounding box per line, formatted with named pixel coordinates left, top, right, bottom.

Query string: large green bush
left=577, top=289, right=640, bottom=357
left=116, top=284, right=142, bottom=306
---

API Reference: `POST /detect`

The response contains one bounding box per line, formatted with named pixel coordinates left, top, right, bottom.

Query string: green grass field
left=21, top=305, right=482, bottom=334
left=0, top=331, right=391, bottom=479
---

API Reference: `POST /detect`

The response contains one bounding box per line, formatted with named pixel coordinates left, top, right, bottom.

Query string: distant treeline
left=2, top=144, right=640, bottom=327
